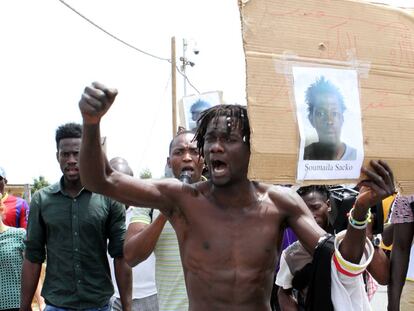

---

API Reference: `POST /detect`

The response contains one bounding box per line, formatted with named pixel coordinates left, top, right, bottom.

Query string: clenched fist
left=79, top=82, right=118, bottom=124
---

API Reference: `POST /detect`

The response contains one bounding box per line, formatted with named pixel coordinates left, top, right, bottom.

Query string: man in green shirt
left=20, top=123, right=131, bottom=311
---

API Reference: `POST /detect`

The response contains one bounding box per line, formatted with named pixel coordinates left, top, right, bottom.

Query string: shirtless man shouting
left=78, top=82, right=395, bottom=311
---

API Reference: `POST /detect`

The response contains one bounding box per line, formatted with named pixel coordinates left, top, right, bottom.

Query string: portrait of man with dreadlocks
left=78, top=81, right=395, bottom=311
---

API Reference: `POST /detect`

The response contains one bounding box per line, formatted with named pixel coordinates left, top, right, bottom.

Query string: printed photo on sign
left=182, top=92, right=222, bottom=131
left=293, top=66, right=364, bottom=181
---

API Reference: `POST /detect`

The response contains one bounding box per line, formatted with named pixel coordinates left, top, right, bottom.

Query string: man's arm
left=79, top=82, right=180, bottom=212
left=382, top=223, right=394, bottom=247
left=367, top=247, right=390, bottom=285
left=339, top=160, right=395, bottom=263
left=277, top=288, right=299, bottom=311
left=20, top=259, right=42, bottom=311
left=366, top=216, right=390, bottom=285
left=114, top=257, right=132, bottom=311
left=288, top=160, right=394, bottom=264
left=34, top=277, right=45, bottom=311
left=21, top=192, right=46, bottom=311
left=107, top=199, right=131, bottom=311
left=275, top=248, right=300, bottom=311
left=124, top=213, right=167, bottom=267
left=388, top=222, right=414, bottom=311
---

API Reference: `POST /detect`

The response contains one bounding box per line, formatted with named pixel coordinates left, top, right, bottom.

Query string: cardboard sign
left=240, top=0, right=414, bottom=193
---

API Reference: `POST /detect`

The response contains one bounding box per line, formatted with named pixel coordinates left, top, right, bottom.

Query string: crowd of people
left=0, top=81, right=413, bottom=311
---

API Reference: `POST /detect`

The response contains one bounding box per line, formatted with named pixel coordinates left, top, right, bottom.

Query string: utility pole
left=172, top=37, right=198, bottom=137
left=171, top=36, right=177, bottom=138
left=180, top=38, right=196, bottom=97
left=182, top=38, right=188, bottom=96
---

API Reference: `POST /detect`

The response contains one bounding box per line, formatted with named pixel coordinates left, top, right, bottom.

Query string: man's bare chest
left=178, top=204, right=283, bottom=268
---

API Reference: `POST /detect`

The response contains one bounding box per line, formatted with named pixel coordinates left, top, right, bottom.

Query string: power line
left=176, top=66, right=200, bottom=94
left=58, top=0, right=201, bottom=95
left=57, top=0, right=170, bottom=62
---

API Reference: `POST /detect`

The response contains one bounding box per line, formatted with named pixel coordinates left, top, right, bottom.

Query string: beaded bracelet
left=348, top=207, right=371, bottom=229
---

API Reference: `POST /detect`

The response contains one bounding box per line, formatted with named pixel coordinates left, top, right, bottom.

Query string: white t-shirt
left=109, top=207, right=157, bottom=299
left=276, top=231, right=374, bottom=311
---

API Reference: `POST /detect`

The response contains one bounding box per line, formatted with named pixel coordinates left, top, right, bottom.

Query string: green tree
left=139, top=168, right=152, bottom=179
left=31, top=176, right=50, bottom=195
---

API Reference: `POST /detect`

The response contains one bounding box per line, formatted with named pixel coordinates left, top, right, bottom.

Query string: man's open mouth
left=211, top=160, right=227, bottom=174
left=181, top=167, right=194, bottom=174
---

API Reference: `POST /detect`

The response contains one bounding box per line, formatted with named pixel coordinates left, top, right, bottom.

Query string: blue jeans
left=45, top=304, right=110, bottom=311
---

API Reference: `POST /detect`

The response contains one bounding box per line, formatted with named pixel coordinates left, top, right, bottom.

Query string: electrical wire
left=176, top=66, right=201, bottom=94
left=57, top=0, right=170, bottom=62
left=58, top=0, right=201, bottom=95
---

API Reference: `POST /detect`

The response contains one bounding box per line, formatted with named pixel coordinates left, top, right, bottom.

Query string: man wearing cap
left=0, top=166, right=29, bottom=229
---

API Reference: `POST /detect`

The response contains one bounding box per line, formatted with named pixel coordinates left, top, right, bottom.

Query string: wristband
left=348, top=206, right=371, bottom=229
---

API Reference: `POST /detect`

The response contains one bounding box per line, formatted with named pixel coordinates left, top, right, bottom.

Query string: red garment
left=2, top=193, right=29, bottom=228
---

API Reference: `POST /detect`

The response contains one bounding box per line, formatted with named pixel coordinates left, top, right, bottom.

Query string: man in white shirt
left=109, top=157, right=158, bottom=311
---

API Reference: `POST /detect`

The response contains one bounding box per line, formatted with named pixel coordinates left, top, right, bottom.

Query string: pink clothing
left=391, top=194, right=414, bottom=224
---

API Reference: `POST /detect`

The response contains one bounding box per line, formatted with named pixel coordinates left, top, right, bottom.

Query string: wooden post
left=171, top=36, right=177, bottom=138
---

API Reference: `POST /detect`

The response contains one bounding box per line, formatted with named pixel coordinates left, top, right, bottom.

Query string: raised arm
left=285, top=160, right=394, bottom=264
left=78, top=82, right=179, bottom=211
left=339, top=160, right=395, bottom=264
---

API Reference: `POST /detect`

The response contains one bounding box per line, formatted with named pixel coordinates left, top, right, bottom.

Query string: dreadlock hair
left=193, top=104, right=250, bottom=157
left=55, top=122, right=82, bottom=150
left=296, top=185, right=330, bottom=200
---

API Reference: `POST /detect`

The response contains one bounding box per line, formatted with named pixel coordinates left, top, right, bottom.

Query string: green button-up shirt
left=25, top=178, right=126, bottom=309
